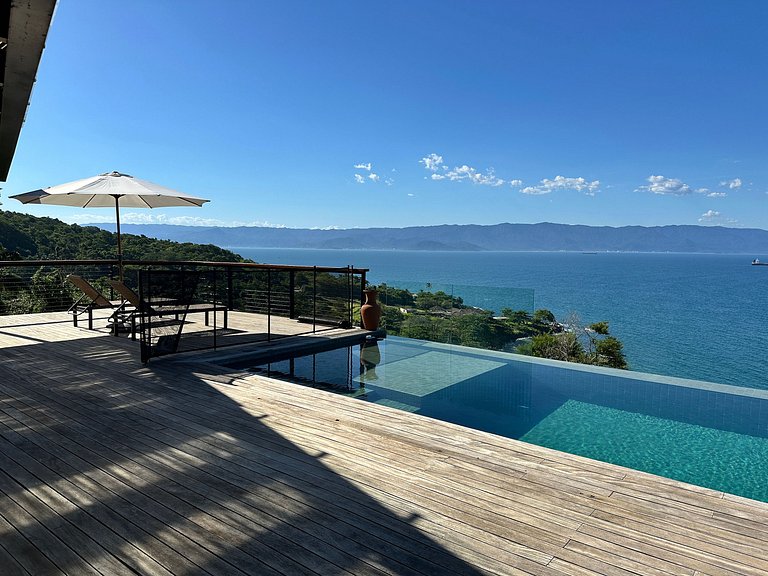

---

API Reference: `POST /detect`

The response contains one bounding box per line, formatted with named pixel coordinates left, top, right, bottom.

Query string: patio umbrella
left=10, top=171, right=210, bottom=279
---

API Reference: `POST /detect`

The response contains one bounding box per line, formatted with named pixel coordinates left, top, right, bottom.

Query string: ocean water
left=233, top=248, right=768, bottom=390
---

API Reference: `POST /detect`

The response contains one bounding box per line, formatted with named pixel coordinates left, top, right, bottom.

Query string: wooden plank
left=0, top=360, right=510, bottom=572
left=0, top=538, right=30, bottom=576
left=0, top=468, right=126, bottom=576
left=587, top=509, right=768, bottom=566
left=0, top=399, right=345, bottom=576
left=562, top=538, right=691, bottom=576
left=7, top=364, right=573, bottom=566
left=0, top=500, right=66, bottom=576
left=0, top=429, right=190, bottom=576
left=0, top=419, right=389, bottom=576
left=0, top=377, right=529, bottom=576
left=575, top=522, right=761, bottom=576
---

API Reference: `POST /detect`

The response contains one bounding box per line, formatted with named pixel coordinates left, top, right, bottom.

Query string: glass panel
left=375, top=281, right=536, bottom=352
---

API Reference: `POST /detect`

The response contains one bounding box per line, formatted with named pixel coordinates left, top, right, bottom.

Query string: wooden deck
left=1, top=311, right=768, bottom=575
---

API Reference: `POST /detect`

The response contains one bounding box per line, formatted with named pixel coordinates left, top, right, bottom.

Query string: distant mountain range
left=92, top=222, right=768, bottom=254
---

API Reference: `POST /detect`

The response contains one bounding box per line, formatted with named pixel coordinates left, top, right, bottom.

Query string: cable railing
left=0, top=259, right=368, bottom=359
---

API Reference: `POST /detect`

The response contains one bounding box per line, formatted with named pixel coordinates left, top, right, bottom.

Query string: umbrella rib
left=177, top=197, right=204, bottom=206
left=82, top=194, right=102, bottom=208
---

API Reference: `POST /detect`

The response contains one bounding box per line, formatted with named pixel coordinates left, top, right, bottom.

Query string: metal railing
left=0, top=259, right=369, bottom=357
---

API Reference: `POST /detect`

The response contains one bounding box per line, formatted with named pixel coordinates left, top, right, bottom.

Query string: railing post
left=359, top=269, right=367, bottom=328
left=348, top=266, right=353, bottom=327
left=289, top=269, right=295, bottom=319
left=313, top=266, right=317, bottom=333
left=227, top=266, right=234, bottom=311
left=139, top=269, right=149, bottom=364
left=267, top=268, right=272, bottom=342
left=213, top=270, right=218, bottom=350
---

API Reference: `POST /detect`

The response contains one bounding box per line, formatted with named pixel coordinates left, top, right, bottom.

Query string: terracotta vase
left=360, top=289, right=382, bottom=330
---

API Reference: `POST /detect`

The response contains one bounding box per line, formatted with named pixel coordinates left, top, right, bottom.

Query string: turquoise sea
left=233, top=248, right=768, bottom=390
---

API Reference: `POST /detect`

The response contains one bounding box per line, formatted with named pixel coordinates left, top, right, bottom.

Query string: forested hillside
left=0, top=210, right=247, bottom=262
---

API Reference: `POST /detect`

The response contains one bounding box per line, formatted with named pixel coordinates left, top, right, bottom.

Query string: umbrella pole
left=114, top=195, right=123, bottom=282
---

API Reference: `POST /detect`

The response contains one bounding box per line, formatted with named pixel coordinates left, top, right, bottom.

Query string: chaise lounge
left=66, top=274, right=125, bottom=331
left=109, top=278, right=228, bottom=340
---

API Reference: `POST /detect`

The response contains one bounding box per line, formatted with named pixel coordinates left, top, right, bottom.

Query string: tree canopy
left=0, top=210, right=247, bottom=262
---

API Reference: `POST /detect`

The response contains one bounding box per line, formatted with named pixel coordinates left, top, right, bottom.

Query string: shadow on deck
left=0, top=314, right=492, bottom=575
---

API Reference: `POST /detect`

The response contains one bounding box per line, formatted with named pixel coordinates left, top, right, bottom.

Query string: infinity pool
left=224, top=335, right=768, bottom=502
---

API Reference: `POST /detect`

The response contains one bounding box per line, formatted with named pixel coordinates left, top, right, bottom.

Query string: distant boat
left=752, top=259, right=768, bottom=266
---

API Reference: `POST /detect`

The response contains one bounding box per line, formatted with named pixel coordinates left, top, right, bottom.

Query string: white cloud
left=707, top=191, right=727, bottom=198
left=420, top=153, right=444, bottom=172
left=407, top=193, right=414, bottom=197
left=720, top=178, right=742, bottom=189
left=698, top=210, right=737, bottom=225
left=444, top=165, right=505, bottom=186
left=636, top=175, right=693, bottom=195
left=421, top=154, right=603, bottom=193
left=352, top=161, right=392, bottom=185
left=521, top=175, right=600, bottom=196
left=421, top=153, right=521, bottom=187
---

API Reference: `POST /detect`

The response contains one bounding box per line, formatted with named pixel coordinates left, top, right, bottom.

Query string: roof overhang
left=0, top=0, right=56, bottom=182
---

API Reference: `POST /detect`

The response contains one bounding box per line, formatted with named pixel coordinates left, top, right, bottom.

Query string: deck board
left=1, top=311, right=768, bottom=575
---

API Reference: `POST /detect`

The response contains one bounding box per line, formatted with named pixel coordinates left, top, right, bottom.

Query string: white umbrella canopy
left=10, top=171, right=210, bottom=278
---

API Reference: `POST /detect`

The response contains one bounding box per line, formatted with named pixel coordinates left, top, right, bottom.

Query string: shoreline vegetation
left=0, top=209, right=627, bottom=369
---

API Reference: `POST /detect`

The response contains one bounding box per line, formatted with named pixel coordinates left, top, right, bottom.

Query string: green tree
left=589, top=321, right=609, bottom=335
left=578, top=321, right=627, bottom=368
left=414, top=290, right=463, bottom=310
left=375, top=284, right=415, bottom=307
left=527, top=332, right=584, bottom=362
left=594, top=335, right=628, bottom=369
left=399, top=315, right=443, bottom=340
left=447, top=313, right=507, bottom=349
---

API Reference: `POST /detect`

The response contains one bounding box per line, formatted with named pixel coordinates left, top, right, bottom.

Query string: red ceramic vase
left=360, top=289, right=382, bottom=330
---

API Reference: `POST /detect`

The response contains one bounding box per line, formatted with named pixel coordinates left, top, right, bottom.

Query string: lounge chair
left=107, top=279, right=142, bottom=336
left=109, top=278, right=228, bottom=340
left=66, top=275, right=121, bottom=330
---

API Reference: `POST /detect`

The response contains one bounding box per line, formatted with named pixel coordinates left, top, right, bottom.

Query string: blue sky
left=2, top=0, right=767, bottom=230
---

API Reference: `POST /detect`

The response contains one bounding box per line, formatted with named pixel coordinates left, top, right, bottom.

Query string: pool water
left=225, top=335, right=768, bottom=502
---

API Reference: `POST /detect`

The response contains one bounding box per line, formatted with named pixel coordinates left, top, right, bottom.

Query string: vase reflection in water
left=359, top=340, right=381, bottom=383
